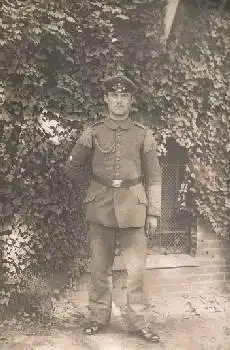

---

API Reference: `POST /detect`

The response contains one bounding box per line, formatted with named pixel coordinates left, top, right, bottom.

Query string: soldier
left=65, top=73, right=162, bottom=343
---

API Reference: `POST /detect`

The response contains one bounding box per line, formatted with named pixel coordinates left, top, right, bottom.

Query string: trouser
left=88, top=222, right=147, bottom=330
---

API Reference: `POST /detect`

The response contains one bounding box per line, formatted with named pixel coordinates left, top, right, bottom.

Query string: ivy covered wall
left=0, top=0, right=229, bottom=305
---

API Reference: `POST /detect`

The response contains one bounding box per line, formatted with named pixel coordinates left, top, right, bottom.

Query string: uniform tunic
left=65, top=117, right=161, bottom=228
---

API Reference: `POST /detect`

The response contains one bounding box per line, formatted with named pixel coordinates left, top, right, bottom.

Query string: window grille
left=148, top=138, right=192, bottom=254
left=148, top=161, right=191, bottom=254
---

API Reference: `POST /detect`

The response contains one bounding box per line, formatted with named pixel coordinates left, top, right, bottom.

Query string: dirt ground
left=1, top=287, right=230, bottom=350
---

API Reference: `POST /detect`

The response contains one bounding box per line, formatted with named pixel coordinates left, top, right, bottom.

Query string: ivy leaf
left=116, top=14, right=129, bottom=20
left=66, top=16, right=75, bottom=23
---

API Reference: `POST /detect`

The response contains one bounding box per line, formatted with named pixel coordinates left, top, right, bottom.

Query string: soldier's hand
left=145, top=215, right=158, bottom=236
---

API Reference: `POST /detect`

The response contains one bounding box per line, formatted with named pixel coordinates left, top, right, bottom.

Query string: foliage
left=0, top=0, right=230, bottom=307
left=157, top=0, right=230, bottom=237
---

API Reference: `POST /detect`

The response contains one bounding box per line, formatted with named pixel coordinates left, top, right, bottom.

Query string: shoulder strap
left=133, top=121, right=147, bottom=130
left=91, top=119, right=105, bottom=128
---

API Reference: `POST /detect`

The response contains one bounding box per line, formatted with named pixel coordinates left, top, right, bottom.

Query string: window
left=148, top=138, right=192, bottom=254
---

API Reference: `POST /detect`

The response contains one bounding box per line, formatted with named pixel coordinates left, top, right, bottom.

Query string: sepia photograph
left=1, top=0, right=230, bottom=349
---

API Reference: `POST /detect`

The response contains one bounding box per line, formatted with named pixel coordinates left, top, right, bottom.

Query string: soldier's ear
left=104, top=94, right=108, bottom=104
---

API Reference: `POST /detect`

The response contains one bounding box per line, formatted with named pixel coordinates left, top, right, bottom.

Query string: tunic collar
left=104, top=117, right=132, bottom=130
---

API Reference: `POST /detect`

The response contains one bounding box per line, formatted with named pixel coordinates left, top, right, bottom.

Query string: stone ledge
left=113, top=254, right=200, bottom=271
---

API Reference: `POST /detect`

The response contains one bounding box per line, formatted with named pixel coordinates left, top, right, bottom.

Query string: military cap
left=104, top=73, right=137, bottom=93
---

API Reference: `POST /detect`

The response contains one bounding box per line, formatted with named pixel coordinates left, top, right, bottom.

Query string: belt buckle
left=112, top=179, right=122, bottom=188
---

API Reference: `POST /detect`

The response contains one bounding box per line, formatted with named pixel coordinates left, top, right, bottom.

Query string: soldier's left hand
left=145, top=215, right=158, bottom=235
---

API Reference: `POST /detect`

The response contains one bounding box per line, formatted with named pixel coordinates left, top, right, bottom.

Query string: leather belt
left=92, top=174, right=142, bottom=188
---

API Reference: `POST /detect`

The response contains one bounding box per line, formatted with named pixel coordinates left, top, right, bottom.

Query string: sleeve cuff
left=147, top=206, right=161, bottom=217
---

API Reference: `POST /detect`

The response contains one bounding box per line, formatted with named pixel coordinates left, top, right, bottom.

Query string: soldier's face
left=105, top=92, right=132, bottom=119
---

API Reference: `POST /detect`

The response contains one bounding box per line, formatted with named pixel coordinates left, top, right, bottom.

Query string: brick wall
left=112, top=217, right=230, bottom=298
